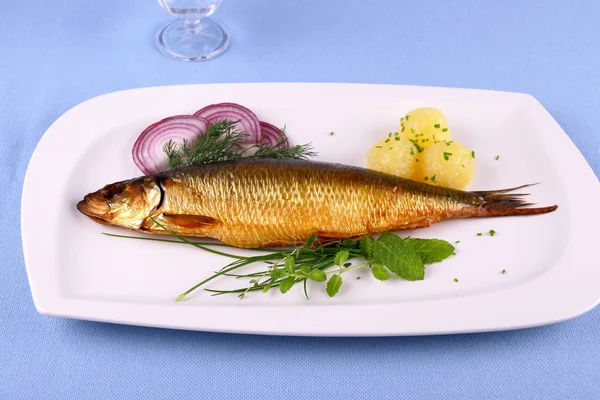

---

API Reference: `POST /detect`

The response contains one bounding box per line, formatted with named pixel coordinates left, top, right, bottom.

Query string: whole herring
left=77, top=159, right=557, bottom=248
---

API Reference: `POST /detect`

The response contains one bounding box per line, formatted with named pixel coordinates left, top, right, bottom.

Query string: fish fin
left=468, top=185, right=558, bottom=217
left=316, top=231, right=366, bottom=240
left=162, top=214, right=221, bottom=228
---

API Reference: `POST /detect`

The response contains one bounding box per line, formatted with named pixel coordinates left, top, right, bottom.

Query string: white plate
left=21, top=83, right=600, bottom=336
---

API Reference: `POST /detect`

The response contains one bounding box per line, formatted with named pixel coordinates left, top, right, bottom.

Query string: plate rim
left=21, top=82, right=600, bottom=336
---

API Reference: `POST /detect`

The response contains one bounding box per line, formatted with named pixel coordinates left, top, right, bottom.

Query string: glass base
left=157, top=18, right=229, bottom=61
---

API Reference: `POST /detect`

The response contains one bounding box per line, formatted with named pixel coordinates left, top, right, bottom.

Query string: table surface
left=2, top=0, right=600, bottom=398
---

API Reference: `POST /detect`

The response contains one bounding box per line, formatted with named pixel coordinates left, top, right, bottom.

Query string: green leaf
left=404, top=238, right=455, bottom=264
left=299, top=265, right=311, bottom=276
left=285, top=257, right=296, bottom=274
left=371, top=264, right=389, bottom=281
left=372, top=233, right=424, bottom=281
left=270, top=268, right=285, bottom=280
left=308, top=269, right=327, bottom=282
left=326, top=275, right=343, bottom=297
left=263, top=284, right=271, bottom=293
left=359, top=237, right=374, bottom=260
left=175, top=294, right=186, bottom=302
left=334, top=250, right=349, bottom=266
left=279, top=277, right=295, bottom=294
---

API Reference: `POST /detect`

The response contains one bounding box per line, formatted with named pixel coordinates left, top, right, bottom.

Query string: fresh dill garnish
left=164, top=121, right=316, bottom=168
left=489, top=229, right=496, bottom=236
left=476, top=232, right=482, bottom=236
left=471, top=150, right=475, bottom=158
left=443, top=152, right=453, bottom=161
left=442, top=128, right=448, bottom=132
left=434, top=124, right=440, bottom=129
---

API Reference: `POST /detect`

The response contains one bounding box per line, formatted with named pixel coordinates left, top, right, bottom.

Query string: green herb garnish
left=454, top=278, right=459, bottom=283
left=442, top=128, right=448, bottom=132
left=501, top=269, right=506, bottom=274
left=471, top=150, right=475, bottom=158
left=434, top=124, right=440, bottom=129
left=476, top=232, right=482, bottom=236
left=443, top=152, right=452, bottom=161
left=164, top=121, right=316, bottom=169
left=105, top=226, right=454, bottom=300
left=489, top=229, right=496, bottom=236
left=409, top=139, right=425, bottom=153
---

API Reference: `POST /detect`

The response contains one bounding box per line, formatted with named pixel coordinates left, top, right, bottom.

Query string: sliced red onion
left=259, top=121, right=290, bottom=148
left=194, top=103, right=260, bottom=145
left=132, top=115, right=208, bottom=175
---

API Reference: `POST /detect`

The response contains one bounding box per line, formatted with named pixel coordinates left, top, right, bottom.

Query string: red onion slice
left=259, top=121, right=290, bottom=148
left=194, top=103, right=260, bottom=145
left=132, top=115, right=208, bottom=175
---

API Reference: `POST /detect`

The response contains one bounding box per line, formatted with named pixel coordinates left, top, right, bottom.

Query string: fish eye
left=101, top=183, right=125, bottom=200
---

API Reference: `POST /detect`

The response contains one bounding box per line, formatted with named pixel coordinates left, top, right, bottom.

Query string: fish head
left=77, top=177, right=162, bottom=230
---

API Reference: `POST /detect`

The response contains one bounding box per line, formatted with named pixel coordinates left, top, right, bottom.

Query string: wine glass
left=157, top=0, right=229, bottom=61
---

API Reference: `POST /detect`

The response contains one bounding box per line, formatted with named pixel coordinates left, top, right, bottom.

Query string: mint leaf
left=285, top=257, right=296, bottom=274
left=372, top=264, right=389, bottom=281
left=308, top=269, right=327, bottom=282
left=359, top=237, right=373, bottom=259
left=334, top=250, right=349, bottom=266
left=405, top=238, right=455, bottom=264
left=372, top=233, right=424, bottom=280
left=326, top=275, right=343, bottom=297
left=279, top=277, right=295, bottom=294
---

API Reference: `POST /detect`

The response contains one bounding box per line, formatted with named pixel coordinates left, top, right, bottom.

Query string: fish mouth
left=77, top=197, right=111, bottom=225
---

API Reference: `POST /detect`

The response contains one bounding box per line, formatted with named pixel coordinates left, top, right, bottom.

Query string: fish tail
left=466, top=184, right=558, bottom=217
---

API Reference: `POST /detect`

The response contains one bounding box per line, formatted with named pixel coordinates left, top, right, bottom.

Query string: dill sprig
left=163, top=120, right=316, bottom=169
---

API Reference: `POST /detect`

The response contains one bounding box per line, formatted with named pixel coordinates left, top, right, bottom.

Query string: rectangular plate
left=21, top=83, right=600, bottom=336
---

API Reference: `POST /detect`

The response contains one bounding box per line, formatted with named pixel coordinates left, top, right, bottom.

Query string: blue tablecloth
left=2, top=1, right=599, bottom=398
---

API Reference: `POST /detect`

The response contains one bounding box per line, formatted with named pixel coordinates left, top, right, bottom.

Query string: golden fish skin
left=77, top=159, right=557, bottom=248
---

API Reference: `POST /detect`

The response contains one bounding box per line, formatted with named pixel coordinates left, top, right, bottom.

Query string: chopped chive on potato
left=399, top=107, right=452, bottom=149
left=366, top=135, right=419, bottom=180
left=417, top=141, right=475, bottom=190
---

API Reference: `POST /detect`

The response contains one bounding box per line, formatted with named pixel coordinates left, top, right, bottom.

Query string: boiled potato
left=367, top=135, right=419, bottom=180
left=417, top=141, right=475, bottom=190
left=399, top=107, right=452, bottom=149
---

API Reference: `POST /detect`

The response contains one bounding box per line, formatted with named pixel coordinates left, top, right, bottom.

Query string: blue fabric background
left=2, top=0, right=599, bottom=398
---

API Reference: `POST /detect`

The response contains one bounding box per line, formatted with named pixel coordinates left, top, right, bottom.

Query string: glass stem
left=184, top=18, right=203, bottom=34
